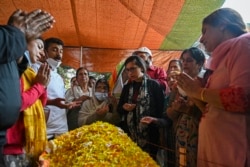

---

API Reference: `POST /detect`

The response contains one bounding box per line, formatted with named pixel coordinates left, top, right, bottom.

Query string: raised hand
left=7, top=9, right=55, bottom=42
left=24, top=10, right=55, bottom=41
left=34, top=63, right=50, bottom=87
left=176, top=72, right=201, bottom=98
left=7, top=9, right=26, bottom=30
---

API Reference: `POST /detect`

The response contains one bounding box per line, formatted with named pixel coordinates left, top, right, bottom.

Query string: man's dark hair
left=44, top=37, right=64, bottom=51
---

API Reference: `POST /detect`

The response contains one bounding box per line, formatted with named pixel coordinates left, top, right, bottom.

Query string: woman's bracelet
left=200, top=88, right=206, bottom=101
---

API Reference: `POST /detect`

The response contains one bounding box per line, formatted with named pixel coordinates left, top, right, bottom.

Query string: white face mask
left=46, top=58, right=62, bottom=70
left=94, top=92, right=108, bottom=101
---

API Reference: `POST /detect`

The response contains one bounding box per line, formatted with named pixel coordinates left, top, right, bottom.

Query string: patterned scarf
left=127, top=75, right=150, bottom=149
left=22, top=67, right=47, bottom=162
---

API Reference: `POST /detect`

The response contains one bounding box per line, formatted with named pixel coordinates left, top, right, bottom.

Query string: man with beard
left=133, top=47, right=169, bottom=94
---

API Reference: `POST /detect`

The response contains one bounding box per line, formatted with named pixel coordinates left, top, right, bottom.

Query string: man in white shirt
left=32, top=37, right=79, bottom=139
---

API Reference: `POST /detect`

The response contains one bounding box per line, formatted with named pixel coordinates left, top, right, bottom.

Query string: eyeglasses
left=125, top=66, right=138, bottom=73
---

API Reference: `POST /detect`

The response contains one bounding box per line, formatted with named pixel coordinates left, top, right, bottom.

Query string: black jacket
left=117, top=78, right=165, bottom=158
left=0, top=25, right=26, bottom=136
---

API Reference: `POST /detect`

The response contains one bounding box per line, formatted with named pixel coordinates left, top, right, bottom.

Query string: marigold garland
left=40, top=121, right=159, bottom=167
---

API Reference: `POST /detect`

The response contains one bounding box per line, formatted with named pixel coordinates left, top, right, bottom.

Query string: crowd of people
left=0, top=7, right=250, bottom=167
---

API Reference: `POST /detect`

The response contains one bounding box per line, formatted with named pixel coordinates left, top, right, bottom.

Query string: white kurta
left=45, top=69, right=67, bottom=139
left=65, top=85, right=92, bottom=103
left=32, top=63, right=67, bottom=139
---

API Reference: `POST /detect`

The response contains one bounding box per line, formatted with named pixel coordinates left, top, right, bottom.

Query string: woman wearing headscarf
left=78, top=78, right=120, bottom=126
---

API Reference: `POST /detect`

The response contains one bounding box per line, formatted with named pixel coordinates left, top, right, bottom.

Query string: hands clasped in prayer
left=34, top=63, right=50, bottom=87
left=175, top=72, right=203, bottom=98
left=8, top=9, right=55, bottom=41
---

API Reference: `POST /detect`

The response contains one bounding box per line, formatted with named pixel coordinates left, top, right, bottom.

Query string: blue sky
left=222, top=0, right=250, bottom=23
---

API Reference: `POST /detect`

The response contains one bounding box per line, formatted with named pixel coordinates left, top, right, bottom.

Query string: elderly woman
left=65, top=67, right=93, bottom=130
left=117, top=55, right=165, bottom=160
left=176, top=8, right=250, bottom=167
left=65, top=67, right=92, bottom=103
left=78, top=78, right=120, bottom=126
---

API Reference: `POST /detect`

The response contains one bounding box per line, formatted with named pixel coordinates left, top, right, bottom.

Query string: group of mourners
left=1, top=7, right=250, bottom=167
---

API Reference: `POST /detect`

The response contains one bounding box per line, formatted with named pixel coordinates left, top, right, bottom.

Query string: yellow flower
left=41, top=122, right=159, bottom=167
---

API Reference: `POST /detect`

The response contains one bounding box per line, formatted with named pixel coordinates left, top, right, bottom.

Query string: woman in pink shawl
left=176, top=8, right=250, bottom=167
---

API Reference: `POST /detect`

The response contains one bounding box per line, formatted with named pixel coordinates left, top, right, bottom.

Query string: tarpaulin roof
left=0, top=0, right=225, bottom=72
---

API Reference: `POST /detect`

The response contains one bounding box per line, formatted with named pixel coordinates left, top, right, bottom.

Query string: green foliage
left=57, top=65, right=76, bottom=89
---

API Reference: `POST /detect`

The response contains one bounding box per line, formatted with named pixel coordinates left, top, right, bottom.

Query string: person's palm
left=7, top=9, right=27, bottom=32
left=8, top=9, right=55, bottom=42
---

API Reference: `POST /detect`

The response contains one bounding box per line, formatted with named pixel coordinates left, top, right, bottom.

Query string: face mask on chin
left=46, top=58, right=62, bottom=70
left=94, top=92, right=108, bottom=101
left=24, top=50, right=32, bottom=66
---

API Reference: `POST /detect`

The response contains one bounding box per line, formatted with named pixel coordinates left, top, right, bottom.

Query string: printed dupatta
left=127, top=75, right=151, bottom=149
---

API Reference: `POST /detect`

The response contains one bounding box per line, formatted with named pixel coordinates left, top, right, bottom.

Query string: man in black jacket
left=0, top=9, right=54, bottom=166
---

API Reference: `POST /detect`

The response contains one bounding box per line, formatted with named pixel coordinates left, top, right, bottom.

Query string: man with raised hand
left=0, top=9, right=54, bottom=166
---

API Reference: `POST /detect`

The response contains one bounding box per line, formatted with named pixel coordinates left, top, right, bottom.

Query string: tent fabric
left=0, top=0, right=225, bottom=72
left=63, top=48, right=182, bottom=72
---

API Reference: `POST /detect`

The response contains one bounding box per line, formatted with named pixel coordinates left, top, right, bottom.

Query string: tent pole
left=80, top=46, right=83, bottom=67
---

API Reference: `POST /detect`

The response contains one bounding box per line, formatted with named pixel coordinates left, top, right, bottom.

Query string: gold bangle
left=200, top=88, right=206, bottom=101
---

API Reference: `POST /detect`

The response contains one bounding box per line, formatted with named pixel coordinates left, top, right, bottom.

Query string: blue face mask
left=24, top=50, right=32, bottom=66
left=94, top=92, right=108, bottom=101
